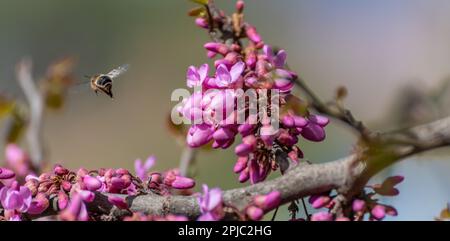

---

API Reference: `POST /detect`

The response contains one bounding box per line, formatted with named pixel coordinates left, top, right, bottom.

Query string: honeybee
left=85, top=64, right=129, bottom=98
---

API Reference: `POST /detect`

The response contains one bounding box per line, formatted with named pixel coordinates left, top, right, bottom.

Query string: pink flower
left=59, top=193, right=88, bottom=221
left=213, top=62, right=245, bottom=88
left=4, top=144, right=32, bottom=178
left=27, top=193, right=49, bottom=215
left=187, top=124, right=214, bottom=148
left=245, top=25, right=262, bottom=44
left=197, top=184, right=223, bottom=221
left=352, top=199, right=366, bottom=212
left=180, top=91, right=203, bottom=123
left=187, top=64, right=209, bottom=88
left=308, top=194, right=331, bottom=209
left=204, top=42, right=229, bottom=56
left=301, top=115, right=329, bottom=142
left=195, top=18, right=208, bottom=29
left=0, top=181, right=32, bottom=213
left=83, top=175, right=103, bottom=191
left=253, top=191, right=281, bottom=210
left=273, top=69, right=295, bottom=93
left=134, top=156, right=156, bottom=181
left=164, top=170, right=195, bottom=189
left=371, top=205, right=386, bottom=220
left=263, top=45, right=287, bottom=69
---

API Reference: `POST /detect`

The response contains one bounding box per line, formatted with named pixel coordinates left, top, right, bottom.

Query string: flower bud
left=110, top=177, right=126, bottom=190
left=207, top=51, right=217, bottom=59
left=311, top=212, right=333, bottom=221
left=233, top=156, right=248, bottom=173
left=246, top=206, right=264, bottom=220
left=335, top=217, right=350, bottom=221
left=352, top=199, right=366, bottom=212
left=54, top=165, right=69, bottom=176
left=308, top=195, right=331, bottom=209
left=235, top=143, right=253, bottom=157
left=213, top=127, right=235, bottom=142
left=254, top=191, right=281, bottom=210
left=195, top=17, right=208, bottom=29
left=61, top=180, right=72, bottom=192
left=0, top=167, right=15, bottom=179
left=204, top=42, right=229, bottom=56
left=238, top=168, right=250, bottom=183
left=371, top=205, right=386, bottom=220
left=171, top=176, right=195, bottom=189
left=27, top=193, right=49, bottom=215
left=83, top=175, right=102, bottom=191
left=236, top=0, right=244, bottom=13
left=245, top=25, right=262, bottom=43
left=58, top=192, right=69, bottom=210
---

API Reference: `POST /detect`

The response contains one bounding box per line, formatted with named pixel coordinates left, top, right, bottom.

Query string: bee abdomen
left=96, top=75, right=113, bottom=87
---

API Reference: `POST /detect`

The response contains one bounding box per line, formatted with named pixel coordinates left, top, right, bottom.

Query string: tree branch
left=33, top=115, right=450, bottom=220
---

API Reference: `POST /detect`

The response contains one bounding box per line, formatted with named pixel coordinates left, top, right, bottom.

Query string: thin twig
left=16, top=58, right=44, bottom=168
left=300, top=198, right=310, bottom=221
left=271, top=207, right=279, bottom=221
left=179, top=147, right=197, bottom=177
left=292, top=76, right=370, bottom=138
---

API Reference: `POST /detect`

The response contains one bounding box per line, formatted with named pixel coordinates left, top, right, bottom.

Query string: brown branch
left=16, top=58, right=45, bottom=168
left=33, top=115, right=450, bottom=220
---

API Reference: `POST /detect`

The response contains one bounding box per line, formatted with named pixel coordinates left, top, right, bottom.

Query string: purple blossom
left=300, top=115, right=330, bottom=142
left=134, top=156, right=156, bottom=181
left=263, top=45, right=287, bottom=69
left=253, top=191, right=281, bottom=211
left=213, top=62, right=245, bottom=88
left=187, top=124, right=214, bottom=148
left=4, top=144, right=32, bottom=178
left=0, top=181, right=32, bottom=214
left=187, top=64, right=209, bottom=88
left=59, top=193, right=88, bottom=221
left=197, top=184, right=223, bottom=221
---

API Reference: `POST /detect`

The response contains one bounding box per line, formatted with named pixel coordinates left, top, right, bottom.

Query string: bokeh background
left=1, top=0, right=450, bottom=220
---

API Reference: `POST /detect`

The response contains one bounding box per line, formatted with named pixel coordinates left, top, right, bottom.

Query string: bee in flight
left=84, top=64, right=129, bottom=98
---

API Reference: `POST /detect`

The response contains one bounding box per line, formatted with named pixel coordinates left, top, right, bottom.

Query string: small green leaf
left=0, top=96, right=14, bottom=119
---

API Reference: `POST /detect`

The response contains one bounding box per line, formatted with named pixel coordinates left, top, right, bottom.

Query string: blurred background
left=1, top=0, right=450, bottom=220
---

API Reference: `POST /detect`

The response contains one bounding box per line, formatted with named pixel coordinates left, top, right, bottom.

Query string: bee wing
left=106, top=64, right=129, bottom=80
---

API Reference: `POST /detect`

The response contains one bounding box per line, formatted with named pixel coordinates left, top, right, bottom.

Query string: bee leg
left=94, top=90, right=98, bottom=96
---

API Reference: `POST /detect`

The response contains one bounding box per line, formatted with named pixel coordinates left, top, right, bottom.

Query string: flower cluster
left=308, top=176, right=404, bottom=221
left=180, top=0, right=329, bottom=184
left=0, top=145, right=195, bottom=221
